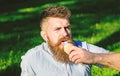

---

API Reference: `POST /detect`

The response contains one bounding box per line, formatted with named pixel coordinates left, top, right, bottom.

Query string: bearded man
left=20, top=6, right=109, bottom=76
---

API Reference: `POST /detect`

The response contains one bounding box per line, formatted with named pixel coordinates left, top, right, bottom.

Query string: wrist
left=93, top=53, right=102, bottom=64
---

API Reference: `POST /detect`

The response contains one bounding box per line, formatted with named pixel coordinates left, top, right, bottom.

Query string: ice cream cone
left=63, top=41, right=83, bottom=65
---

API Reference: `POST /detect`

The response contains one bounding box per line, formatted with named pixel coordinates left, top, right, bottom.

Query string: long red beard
left=47, top=36, right=73, bottom=63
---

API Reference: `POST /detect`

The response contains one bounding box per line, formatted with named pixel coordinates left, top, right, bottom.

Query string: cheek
left=47, top=33, right=59, bottom=43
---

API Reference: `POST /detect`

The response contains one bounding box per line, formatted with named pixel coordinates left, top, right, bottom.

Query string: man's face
left=45, top=17, right=72, bottom=49
left=41, top=17, right=72, bottom=63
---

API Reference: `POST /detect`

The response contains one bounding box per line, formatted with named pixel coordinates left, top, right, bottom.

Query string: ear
left=40, top=31, right=48, bottom=41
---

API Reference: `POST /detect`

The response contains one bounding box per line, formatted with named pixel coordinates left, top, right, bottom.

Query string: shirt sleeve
left=20, top=55, right=36, bottom=76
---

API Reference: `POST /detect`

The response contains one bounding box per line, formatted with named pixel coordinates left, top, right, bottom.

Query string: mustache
left=56, top=36, right=73, bottom=46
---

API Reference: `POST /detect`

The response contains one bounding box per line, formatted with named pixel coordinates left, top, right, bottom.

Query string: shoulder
left=21, top=42, right=47, bottom=61
left=73, top=40, right=109, bottom=53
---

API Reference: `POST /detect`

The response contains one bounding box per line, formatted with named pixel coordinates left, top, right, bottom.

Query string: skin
left=65, top=45, right=120, bottom=71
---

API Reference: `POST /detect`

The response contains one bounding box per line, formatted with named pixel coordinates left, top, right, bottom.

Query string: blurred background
left=0, top=0, right=120, bottom=76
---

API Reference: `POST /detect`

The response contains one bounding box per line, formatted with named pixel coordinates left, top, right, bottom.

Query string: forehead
left=47, top=17, right=70, bottom=27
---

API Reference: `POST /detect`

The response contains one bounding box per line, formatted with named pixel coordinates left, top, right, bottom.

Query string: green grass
left=0, top=0, right=120, bottom=76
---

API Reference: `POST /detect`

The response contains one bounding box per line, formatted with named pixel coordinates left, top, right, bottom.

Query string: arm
left=65, top=46, right=120, bottom=71
left=93, top=52, right=120, bottom=71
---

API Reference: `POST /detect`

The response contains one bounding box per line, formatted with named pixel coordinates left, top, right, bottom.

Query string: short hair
left=40, top=6, right=71, bottom=30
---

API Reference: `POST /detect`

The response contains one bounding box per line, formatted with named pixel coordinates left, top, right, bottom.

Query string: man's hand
left=65, top=45, right=96, bottom=64
left=65, top=45, right=120, bottom=71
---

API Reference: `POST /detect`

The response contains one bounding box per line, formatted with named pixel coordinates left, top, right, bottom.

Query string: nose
left=62, top=28, right=69, bottom=37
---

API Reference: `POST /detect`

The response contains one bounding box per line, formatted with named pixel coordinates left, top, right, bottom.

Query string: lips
left=61, top=36, right=70, bottom=42
left=60, top=37, right=73, bottom=46
left=56, top=36, right=73, bottom=47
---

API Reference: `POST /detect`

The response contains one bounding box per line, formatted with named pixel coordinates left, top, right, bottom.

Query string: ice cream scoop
left=63, top=41, right=73, bottom=54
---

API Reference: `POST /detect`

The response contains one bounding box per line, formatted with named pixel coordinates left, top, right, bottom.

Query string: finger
left=70, top=53, right=80, bottom=62
left=69, top=50, right=77, bottom=59
left=68, top=46, right=76, bottom=54
left=74, top=58, right=82, bottom=64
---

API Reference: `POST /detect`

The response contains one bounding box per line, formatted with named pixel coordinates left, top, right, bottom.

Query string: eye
left=55, top=27, right=61, bottom=31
